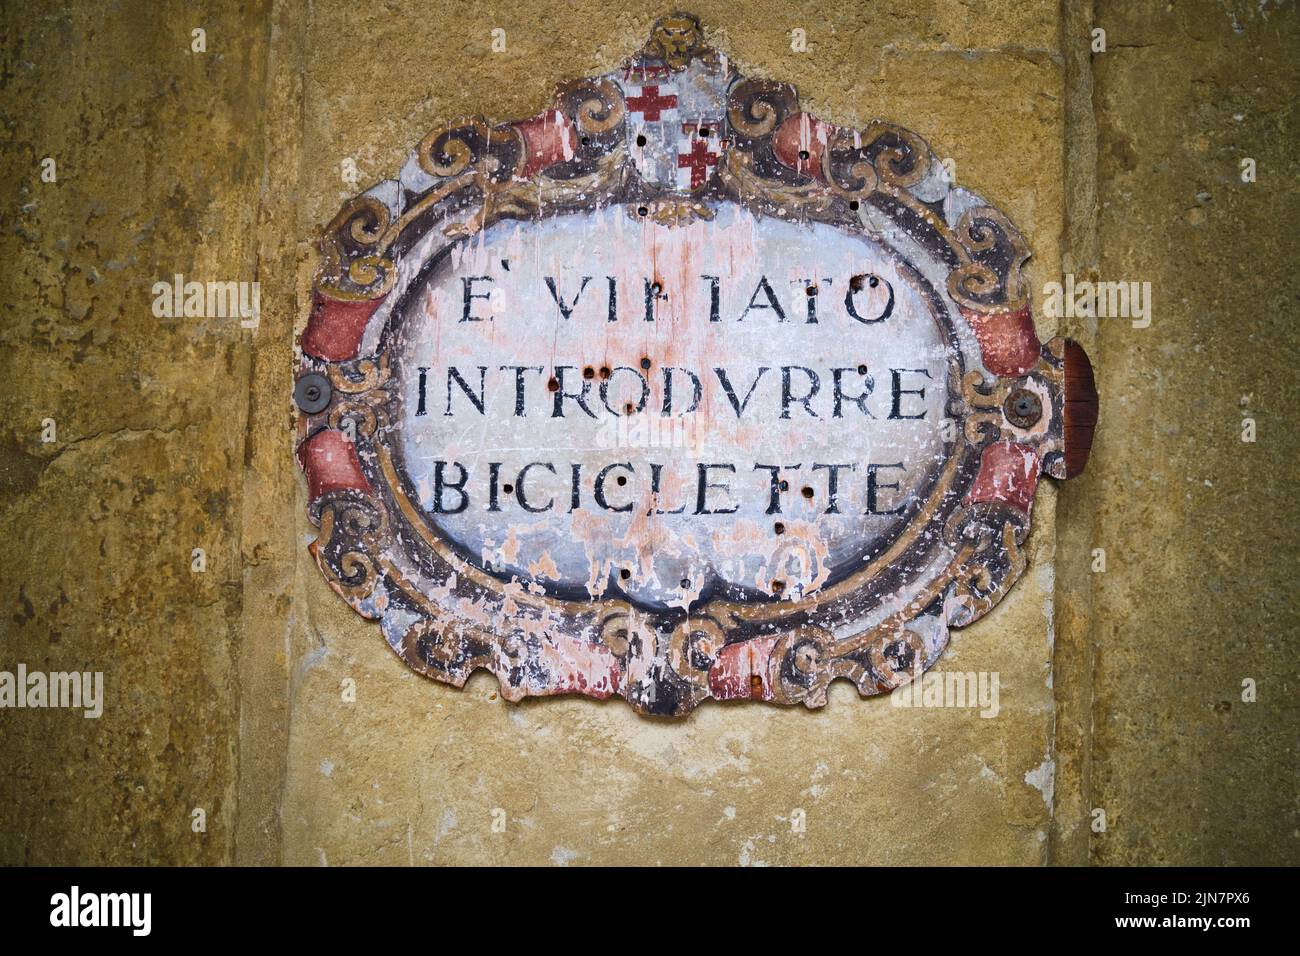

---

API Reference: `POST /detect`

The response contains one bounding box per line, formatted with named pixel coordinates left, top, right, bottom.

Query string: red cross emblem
left=625, top=84, right=679, bottom=122
left=676, top=123, right=721, bottom=190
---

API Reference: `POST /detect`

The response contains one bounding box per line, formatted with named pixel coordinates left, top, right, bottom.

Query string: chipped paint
left=1024, top=757, right=1056, bottom=810
left=293, top=13, right=1098, bottom=716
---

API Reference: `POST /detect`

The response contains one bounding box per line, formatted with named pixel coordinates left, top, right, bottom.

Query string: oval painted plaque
left=393, top=206, right=955, bottom=607
left=294, top=14, right=1098, bottom=715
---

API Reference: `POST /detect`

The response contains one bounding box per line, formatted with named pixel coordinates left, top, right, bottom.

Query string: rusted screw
left=1004, top=387, right=1043, bottom=428
left=294, top=373, right=331, bottom=414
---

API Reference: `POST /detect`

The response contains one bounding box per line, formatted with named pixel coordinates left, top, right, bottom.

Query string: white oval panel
left=391, top=204, right=953, bottom=608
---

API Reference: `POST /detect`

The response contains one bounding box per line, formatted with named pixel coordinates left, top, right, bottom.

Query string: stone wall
left=0, top=0, right=1294, bottom=865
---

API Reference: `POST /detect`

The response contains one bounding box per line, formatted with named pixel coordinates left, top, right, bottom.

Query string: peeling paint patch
left=1024, top=757, right=1056, bottom=810
left=550, top=845, right=578, bottom=866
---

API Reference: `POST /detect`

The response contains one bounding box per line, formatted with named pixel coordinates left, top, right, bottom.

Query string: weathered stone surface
left=284, top=0, right=1064, bottom=865
left=0, top=0, right=271, bottom=863
left=0, top=0, right=1294, bottom=866
left=1059, top=0, right=1300, bottom=866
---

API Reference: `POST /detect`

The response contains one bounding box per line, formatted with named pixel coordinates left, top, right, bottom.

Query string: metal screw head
left=294, top=372, right=332, bottom=414
left=1003, top=387, right=1043, bottom=428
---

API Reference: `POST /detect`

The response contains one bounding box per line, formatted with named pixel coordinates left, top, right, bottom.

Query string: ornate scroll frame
left=293, top=14, right=1098, bottom=716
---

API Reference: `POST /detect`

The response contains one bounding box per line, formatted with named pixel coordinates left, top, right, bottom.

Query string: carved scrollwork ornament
left=293, top=14, right=1098, bottom=716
